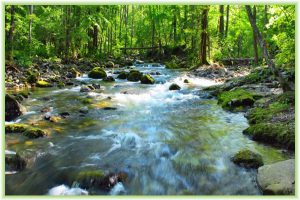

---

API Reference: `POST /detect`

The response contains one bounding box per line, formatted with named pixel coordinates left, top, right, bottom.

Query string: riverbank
left=5, top=60, right=295, bottom=195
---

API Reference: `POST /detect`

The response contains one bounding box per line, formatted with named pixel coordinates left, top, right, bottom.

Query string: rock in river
left=231, top=149, right=263, bottom=168
left=257, top=159, right=295, bottom=195
left=140, top=74, right=155, bottom=84
left=5, top=94, right=26, bottom=121
left=169, top=83, right=181, bottom=90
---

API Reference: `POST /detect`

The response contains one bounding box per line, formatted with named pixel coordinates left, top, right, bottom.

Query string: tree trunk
left=93, top=25, right=98, bottom=50
left=219, top=5, right=224, bottom=38
left=28, top=5, right=33, bottom=44
left=130, top=5, right=134, bottom=48
left=225, top=5, right=229, bottom=37
left=245, top=5, right=293, bottom=91
left=252, top=6, right=259, bottom=64
left=8, top=5, right=15, bottom=62
left=200, top=7, right=209, bottom=65
left=65, top=5, right=71, bottom=62
left=124, top=5, right=128, bottom=54
left=173, top=7, right=177, bottom=46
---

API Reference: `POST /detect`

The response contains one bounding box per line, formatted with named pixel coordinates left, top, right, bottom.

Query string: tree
left=225, top=5, right=229, bottom=37
left=8, top=5, right=15, bottom=62
left=219, top=5, right=224, bottom=38
left=252, top=6, right=259, bottom=64
left=245, top=5, right=293, bottom=91
left=200, top=6, right=209, bottom=65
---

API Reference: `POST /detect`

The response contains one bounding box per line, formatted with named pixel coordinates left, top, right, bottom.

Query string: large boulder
left=231, top=149, right=263, bottom=168
left=66, top=68, right=81, bottom=78
left=103, top=76, right=115, bottom=82
left=169, top=83, right=181, bottom=90
left=88, top=67, right=107, bottom=79
left=127, top=70, right=142, bottom=82
left=5, top=124, right=47, bottom=139
left=217, top=88, right=255, bottom=111
left=257, top=159, right=295, bottom=195
left=117, top=71, right=129, bottom=79
left=140, top=74, right=155, bottom=84
left=5, top=153, right=26, bottom=171
left=75, top=170, right=127, bottom=191
left=5, top=94, right=26, bottom=121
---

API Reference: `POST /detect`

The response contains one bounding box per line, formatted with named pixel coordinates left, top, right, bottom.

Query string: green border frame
left=1, top=1, right=298, bottom=200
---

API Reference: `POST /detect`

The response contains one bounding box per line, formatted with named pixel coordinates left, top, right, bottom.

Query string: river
left=5, top=64, right=289, bottom=195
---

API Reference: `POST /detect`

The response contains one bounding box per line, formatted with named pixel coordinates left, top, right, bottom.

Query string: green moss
left=57, top=82, right=65, bottom=88
left=36, top=80, right=52, bottom=87
left=248, top=102, right=289, bottom=124
left=5, top=124, right=28, bottom=133
left=117, top=71, right=129, bottom=79
left=232, top=149, right=263, bottom=168
left=273, top=91, right=295, bottom=105
left=127, top=70, right=142, bottom=82
left=140, top=74, right=155, bottom=84
left=243, top=122, right=294, bottom=150
left=88, top=67, right=107, bottom=79
left=81, top=98, right=93, bottom=104
left=76, top=170, right=105, bottom=188
left=27, top=73, right=38, bottom=84
left=242, top=67, right=274, bottom=84
left=217, top=88, right=255, bottom=111
left=165, top=60, right=178, bottom=69
left=23, top=128, right=47, bottom=138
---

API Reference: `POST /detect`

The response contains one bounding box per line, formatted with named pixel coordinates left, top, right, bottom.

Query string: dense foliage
left=5, top=5, right=295, bottom=69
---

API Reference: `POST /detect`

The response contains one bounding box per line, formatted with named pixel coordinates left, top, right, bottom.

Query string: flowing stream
left=5, top=64, right=290, bottom=195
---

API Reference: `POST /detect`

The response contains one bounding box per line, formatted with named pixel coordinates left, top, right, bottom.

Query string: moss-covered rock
left=5, top=153, right=26, bottom=171
left=23, top=128, right=47, bottom=138
left=6, top=124, right=47, bottom=138
left=5, top=94, right=26, bottom=121
left=184, top=79, right=189, bottom=83
left=5, top=124, right=28, bottom=133
left=103, top=76, right=115, bottom=82
left=217, top=88, right=255, bottom=111
left=232, top=149, right=263, bottom=168
left=57, top=82, right=65, bottom=88
left=169, top=83, right=181, bottom=90
left=106, top=61, right=115, bottom=68
left=76, top=170, right=105, bottom=188
left=247, top=102, right=289, bottom=124
left=67, top=67, right=81, bottom=78
left=117, top=71, right=129, bottom=79
left=243, top=122, right=294, bottom=150
left=27, top=73, right=38, bottom=84
left=36, top=80, right=53, bottom=87
left=127, top=70, right=142, bottom=82
left=140, top=74, right=155, bottom=84
left=81, top=98, right=93, bottom=104
left=88, top=67, right=107, bottom=79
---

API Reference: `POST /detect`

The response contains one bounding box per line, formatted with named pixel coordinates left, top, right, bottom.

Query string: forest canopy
left=5, top=5, right=295, bottom=70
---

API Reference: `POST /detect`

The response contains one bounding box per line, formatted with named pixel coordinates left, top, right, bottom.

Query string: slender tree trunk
left=124, top=5, right=128, bottom=54
left=28, top=5, right=33, bottom=44
left=219, top=5, right=224, bottom=38
left=151, top=7, right=155, bottom=55
left=245, top=5, right=293, bottom=91
left=65, top=5, right=71, bottom=62
left=130, top=5, right=134, bottom=48
left=93, top=25, right=98, bottom=51
left=8, top=5, right=15, bottom=62
left=173, top=7, right=177, bottom=46
left=225, top=5, right=229, bottom=37
left=252, top=6, right=259, bottom=64
left=200, top=7, right=209, bottom=65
